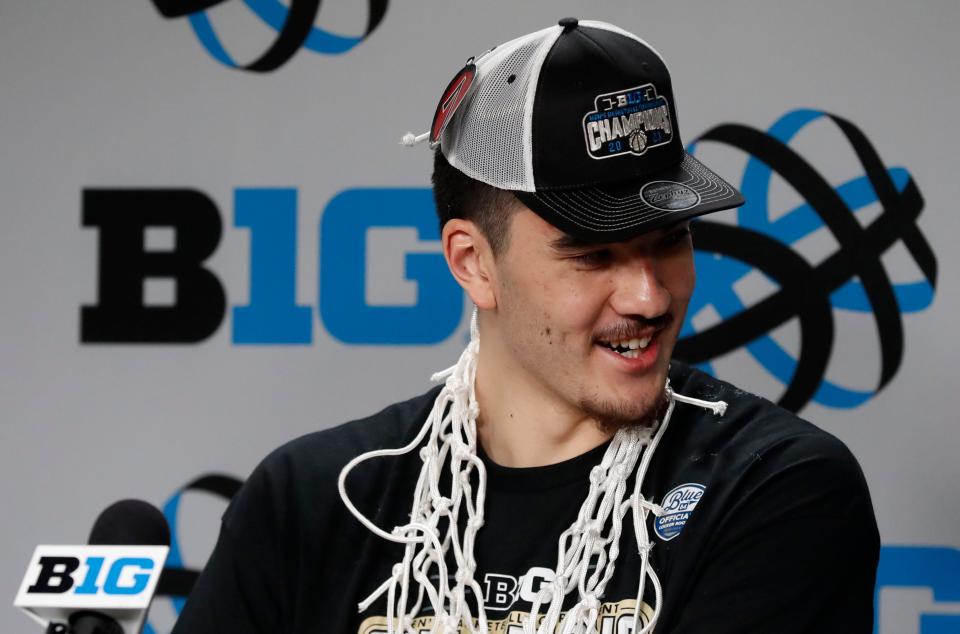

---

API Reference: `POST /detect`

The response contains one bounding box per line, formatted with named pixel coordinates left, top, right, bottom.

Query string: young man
left=173, top=19, right=879, bottom=634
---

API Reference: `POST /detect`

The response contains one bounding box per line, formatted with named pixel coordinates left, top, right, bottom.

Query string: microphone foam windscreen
left=88, top=499, right=171, bottom=546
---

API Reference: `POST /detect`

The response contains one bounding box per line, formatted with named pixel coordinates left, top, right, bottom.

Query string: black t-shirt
left=172, top=362, right=879, bottom=633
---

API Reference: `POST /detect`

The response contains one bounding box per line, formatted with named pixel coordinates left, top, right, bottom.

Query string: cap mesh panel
left=442, top=29, right=557, bottom=191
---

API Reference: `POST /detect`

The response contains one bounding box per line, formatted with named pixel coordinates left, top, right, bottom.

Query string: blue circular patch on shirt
left=654, top=483, right=705, bottom=541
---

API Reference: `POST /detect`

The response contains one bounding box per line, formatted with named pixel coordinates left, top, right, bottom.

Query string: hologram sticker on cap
left=430, top=62, right=477, bottom=147
left=640, top=181, right=701, bottom=211
left=582, top=84, right=673, bottom=160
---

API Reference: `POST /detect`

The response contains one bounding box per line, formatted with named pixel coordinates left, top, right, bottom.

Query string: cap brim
left=513, top=152, right=744, bottom=243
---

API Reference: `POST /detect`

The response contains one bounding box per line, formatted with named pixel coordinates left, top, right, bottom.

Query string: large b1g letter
left=81, top=189, right=226, bottom=343
left=320, top=188, right=463, bottom=344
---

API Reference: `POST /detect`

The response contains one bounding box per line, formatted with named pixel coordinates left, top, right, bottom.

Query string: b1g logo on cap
left=654, top=483, right=705, bottom=541
left=582, top=83, right=673, bottom=160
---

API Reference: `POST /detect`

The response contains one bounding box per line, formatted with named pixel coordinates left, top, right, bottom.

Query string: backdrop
left=2, top=2, right=957, bottom=633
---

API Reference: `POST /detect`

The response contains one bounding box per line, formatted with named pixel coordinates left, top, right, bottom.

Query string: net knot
left=589, top=465, right=606, bottom=485
left=585, top=520, right=603, bottom=539
left=400, top=131, right=429, bottom=147
left=441, top=614, right=460, bottom=633
left=455, top=568, right=472, bottom=584
left=553, top=575, right=568, bottom=593
left=635, top=495, right=664, bottom=517
left=391, top=525, right=420, bottom=541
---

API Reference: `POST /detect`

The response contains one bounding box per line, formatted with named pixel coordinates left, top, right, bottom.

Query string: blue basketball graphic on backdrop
left=677, top=109, right=937, bottom=413
left=144, top=475, right=242, bottom=634
left=150, top=0, right=388, bottom=71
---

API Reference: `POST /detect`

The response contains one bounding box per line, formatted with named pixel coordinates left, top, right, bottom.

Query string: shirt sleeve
left=170, top=450, right=292, bottom=634
left=170, top=523, right=285, bottom=634
left=665, top=431, right=880, bottom=633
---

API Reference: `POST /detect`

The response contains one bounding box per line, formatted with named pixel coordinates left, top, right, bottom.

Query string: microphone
left=89, top=500, right=171, bottom=547
left=14, top=499, right=170, bottom=634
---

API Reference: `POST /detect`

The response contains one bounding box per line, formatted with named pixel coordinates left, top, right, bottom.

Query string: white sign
left=14, top=545, right=168, bottom=626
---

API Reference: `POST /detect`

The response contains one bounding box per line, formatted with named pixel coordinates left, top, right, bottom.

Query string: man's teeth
left=602, top=336, right=653, bottom=357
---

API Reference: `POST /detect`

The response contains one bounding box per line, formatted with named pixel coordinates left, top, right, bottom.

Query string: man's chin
left=579, top=388, right=670, bottom=434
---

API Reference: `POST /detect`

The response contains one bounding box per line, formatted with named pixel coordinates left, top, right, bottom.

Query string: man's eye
left=572, top=249, right=612, bottom=266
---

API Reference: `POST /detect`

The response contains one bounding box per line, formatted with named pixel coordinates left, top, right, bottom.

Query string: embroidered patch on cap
left=654, top=483, right=705, bottom=541
left=581, top=83, right=673, bottom=160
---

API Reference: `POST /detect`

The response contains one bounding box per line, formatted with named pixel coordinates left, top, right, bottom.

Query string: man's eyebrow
left=550, top=234, right=600, bottom=251
left=549, top=220, right=693, bottom=251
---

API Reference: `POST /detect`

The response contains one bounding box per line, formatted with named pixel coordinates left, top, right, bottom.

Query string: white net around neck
left=338, top=314, right=727, bottom=634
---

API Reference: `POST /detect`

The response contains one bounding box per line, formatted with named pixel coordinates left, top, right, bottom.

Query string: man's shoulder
left=665, top=361, right=877, bottom=545
left=265, top=384, right=443, bottom=478
left=667, top=360, right=864, bottom=482
left=224, top=385, right=442, bottom=529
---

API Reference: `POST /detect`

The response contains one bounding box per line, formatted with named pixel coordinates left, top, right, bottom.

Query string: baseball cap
left=419, top=18, right=745, bottom=243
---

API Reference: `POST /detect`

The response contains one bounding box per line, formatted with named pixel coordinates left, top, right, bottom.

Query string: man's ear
left=442, top=219, right=497, bottom=310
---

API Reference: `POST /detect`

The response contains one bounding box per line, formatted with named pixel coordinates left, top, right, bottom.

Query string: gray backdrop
left=2, top=1, right=958, bottom=632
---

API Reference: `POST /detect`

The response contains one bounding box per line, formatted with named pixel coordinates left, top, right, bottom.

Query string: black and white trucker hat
left=425, top=18, right=745, bottom=242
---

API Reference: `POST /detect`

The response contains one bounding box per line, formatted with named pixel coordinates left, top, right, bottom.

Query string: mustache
left=593, top=313, right=674, bottom=341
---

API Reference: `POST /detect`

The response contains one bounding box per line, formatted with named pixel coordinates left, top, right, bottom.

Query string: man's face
left=489, top=208, right=695, bottom=429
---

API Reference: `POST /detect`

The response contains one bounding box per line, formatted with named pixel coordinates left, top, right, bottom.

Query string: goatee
left=583, top=388, right=671, bottom=434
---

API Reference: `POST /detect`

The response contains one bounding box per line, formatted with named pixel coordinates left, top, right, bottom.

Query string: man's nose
left=609, top=259, right=671, bottom=319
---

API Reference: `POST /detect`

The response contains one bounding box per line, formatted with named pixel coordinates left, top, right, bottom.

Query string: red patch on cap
left=430, top=63, right=476, bottom=146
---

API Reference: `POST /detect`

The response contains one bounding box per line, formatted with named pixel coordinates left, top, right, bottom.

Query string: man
left=173, top=19, right=879, bottom=634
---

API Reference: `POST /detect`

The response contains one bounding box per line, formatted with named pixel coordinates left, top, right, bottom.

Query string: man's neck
left=473, top=337, right=612, bottom=469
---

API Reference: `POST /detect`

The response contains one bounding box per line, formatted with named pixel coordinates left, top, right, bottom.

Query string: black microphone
left=45, top=500, right=170, bottom=634
left=88, top=500, right=171, bottom=548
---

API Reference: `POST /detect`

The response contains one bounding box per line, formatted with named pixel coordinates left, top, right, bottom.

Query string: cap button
left=558, top=17, right=578, bottom=31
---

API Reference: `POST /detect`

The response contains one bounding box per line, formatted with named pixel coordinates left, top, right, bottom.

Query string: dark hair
left=431, top=149, right=518, bottom=256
